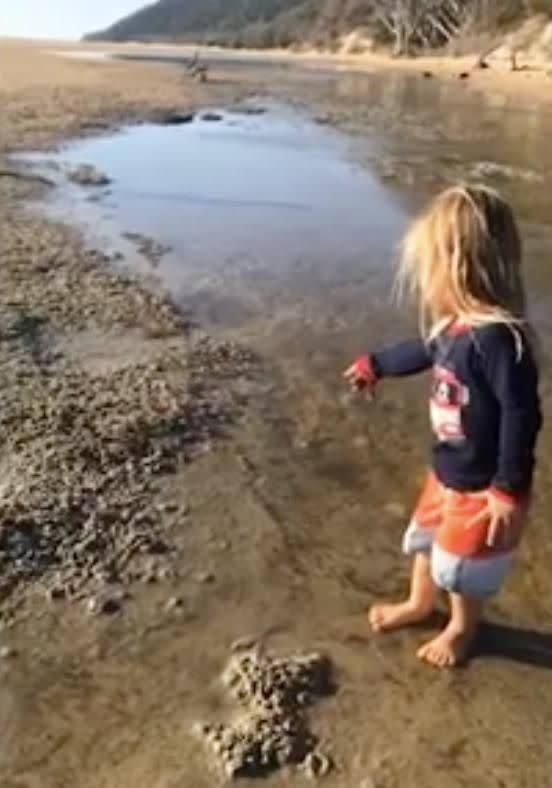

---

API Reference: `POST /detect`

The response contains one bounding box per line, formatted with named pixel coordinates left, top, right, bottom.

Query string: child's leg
left=418, top=488, right=524, bottom=668
left=417, top=592, right=482, bottom=668
left=369, top=553, right=437, bottom=632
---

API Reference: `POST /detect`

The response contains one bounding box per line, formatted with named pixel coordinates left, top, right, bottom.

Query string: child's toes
left=418, top=638, right=446, bottom=667
left=368, top=600, right=432, bottom=633
left=368, top=605, right=385, bottom=632
left=416, top=641, right=432, bottom=662
left=417, top=630, right=468, bottom=668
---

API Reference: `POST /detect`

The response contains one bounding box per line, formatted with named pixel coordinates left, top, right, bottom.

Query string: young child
left=345, top=184, right=541, bottom=668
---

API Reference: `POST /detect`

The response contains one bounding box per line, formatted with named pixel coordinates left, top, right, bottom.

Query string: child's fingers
left=486, top=514, right=513, bottom=548
left=486, top=515, right=501, bottom=547
left=464, top=507, right=489, bottom=531
left=343, top=365, right=356, bottom=379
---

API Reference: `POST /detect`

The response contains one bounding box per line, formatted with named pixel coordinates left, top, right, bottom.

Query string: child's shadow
left=476, top=621, right=552, bottom=669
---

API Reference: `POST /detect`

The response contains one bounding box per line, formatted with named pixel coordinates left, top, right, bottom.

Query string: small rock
left=302, top=751, right=333, bottom=779
left=201, top=111, right=223, bottom=122
left=87, top=593, right=123, bottom=616
left=87, top=597, right=100, bottom=615
left=47, top=585, right=67, bottom=602
left=165, top=596, right=184, bottom=611
left=230, top=105, right=267, bottom=116
left=0, top=645, right=16, bottom=660
left=192, top=720, right=211, bottom=738
left=68, top=165, right=111, bottom=187
left=158, top=111, right=195, bottom=126
left=147, top=538, right=170, bottom=555
left=230, top=635, right=258, bottom=653
left=156, top=501, right=180, bottom=514
left=157, top=566, right=173, bottom=582
left=196, top=571, right=215, bottom=585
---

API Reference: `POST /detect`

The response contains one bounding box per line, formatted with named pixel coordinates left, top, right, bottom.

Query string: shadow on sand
left=477, top=621, right=552, bottom=669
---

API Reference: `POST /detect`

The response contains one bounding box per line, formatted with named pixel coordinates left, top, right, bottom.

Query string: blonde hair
left=397, top=184, right=527, bottom=340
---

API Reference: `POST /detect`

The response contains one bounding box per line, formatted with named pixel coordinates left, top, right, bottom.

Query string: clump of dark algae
left=195, top=646, right=335, bottom=780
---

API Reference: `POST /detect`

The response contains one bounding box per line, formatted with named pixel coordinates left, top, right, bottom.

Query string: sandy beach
left=2, top=38, right=552, bottom=788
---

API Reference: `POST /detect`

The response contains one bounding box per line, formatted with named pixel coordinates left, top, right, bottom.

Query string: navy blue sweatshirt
left=371, top=324, right=541, bottom=498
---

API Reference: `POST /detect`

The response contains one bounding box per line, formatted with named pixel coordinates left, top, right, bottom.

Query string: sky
left=1, top=1, right=147, bottom=40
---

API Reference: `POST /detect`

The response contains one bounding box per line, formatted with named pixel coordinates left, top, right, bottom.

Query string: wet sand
left=2, top=40, right=552, bottom=788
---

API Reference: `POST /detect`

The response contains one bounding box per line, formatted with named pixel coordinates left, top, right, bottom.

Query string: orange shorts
left=402, top=473, right=529, bottom=597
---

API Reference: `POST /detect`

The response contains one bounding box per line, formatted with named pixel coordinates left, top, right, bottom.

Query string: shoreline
left=35, top=35, right=552, bottom=108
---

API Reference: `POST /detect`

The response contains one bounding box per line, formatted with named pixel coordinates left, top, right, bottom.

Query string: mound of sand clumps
left=196, top=646, right=334, bottom=780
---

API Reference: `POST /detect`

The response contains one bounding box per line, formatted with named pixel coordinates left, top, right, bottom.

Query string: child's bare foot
left=368, top=600, right=433, bottom=633
left=417, top=624, right=474, bottom=668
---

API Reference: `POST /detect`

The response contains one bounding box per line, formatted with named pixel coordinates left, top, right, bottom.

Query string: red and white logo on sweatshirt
left=430, top=365, right=469, bottom=443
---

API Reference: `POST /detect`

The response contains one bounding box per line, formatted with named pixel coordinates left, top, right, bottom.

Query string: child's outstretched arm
left=344, top=339, right=432, bottom=392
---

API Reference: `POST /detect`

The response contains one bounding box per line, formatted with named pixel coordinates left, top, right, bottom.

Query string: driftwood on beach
left=0, top=168, right=55, bottom=187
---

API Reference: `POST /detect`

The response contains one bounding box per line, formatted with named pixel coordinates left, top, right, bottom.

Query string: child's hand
left=343, top=355, right=377, bottom=396
left=485, top=490, right=517, bottom=549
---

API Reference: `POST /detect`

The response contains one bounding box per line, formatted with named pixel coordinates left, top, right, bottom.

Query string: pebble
left=0, top=645, right=16, bottom=660
left=158, top=111, right=195, bottom=126
left=200, top=111, right=223, bottom=122
left=302, top=751, right=333, bottom=779
left=157, top=566, right=173, bottom=581
left=230, top=635, right=258, bottom=653
left=156, top=501, right=180, bottom=514
left=87, top=593, right=123, bottom=616
left=147, top=538, right=170, bottom=555
left=68, top=164, right=111, bottom=187
left=230, top=105, right=266, bottom=116
left=87, top=597, right=100, bottom=615
left=196, top=571, right=215, bottom=585
left=47, top=585, right=67, bottom=602
left=165, top=596, right=184, bottom=612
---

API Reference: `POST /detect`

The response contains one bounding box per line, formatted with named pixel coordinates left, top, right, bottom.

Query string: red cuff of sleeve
left=489, top=486, right=519, bottom=506
left=351, top=355, right=378, bottom=385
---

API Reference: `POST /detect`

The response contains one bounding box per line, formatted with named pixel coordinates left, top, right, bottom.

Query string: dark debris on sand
left=0, top=213, right=257, bottom=621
